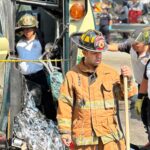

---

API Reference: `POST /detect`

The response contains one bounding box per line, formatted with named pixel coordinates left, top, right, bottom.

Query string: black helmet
left=75, top=29, right=108, bottom=52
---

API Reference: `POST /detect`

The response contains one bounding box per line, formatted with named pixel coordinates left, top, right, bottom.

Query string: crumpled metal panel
left=0, top=0, right=16, bottom=139
left=13, top=90, right=65, bottom=150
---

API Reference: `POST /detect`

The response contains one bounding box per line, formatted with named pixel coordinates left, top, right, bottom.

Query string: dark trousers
left=141, top=96, right=150, bottom=141
left=24, top=70, right=56, bottom=121
left=121, top=19, right=129, bottom=39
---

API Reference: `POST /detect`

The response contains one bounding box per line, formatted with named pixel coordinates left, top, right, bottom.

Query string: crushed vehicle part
left=12, top=83, right=65, bottom=150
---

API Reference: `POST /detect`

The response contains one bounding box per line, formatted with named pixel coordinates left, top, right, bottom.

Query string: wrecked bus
left=0, top=0, right=95, bottom=149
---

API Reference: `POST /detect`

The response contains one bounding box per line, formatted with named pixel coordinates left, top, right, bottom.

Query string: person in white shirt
left=129, top=0, right=143, bottom=10
left=128, top=0, right=143, bottom=23
left=109, top=28, right=150, bottom=149
left=109, top=28, right=150, bottom=88
left=17, top=34, right=43, bottom=75
left=16, top=14, right=56, bottom=121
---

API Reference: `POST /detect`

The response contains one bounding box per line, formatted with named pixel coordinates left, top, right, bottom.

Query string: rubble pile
left=13, top=92, right=65, bottom=150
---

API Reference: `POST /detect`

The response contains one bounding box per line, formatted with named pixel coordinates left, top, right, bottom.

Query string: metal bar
left=124, top=77, right=130, bottom=150
left=112, top=23, right=150, bottom=33
left=16, top=0, right=59, bottom=8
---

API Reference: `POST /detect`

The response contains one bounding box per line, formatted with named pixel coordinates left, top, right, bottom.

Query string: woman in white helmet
left=16, top=13, right=56, bottom=121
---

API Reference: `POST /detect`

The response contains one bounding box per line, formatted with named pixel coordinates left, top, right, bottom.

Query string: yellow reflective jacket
left=57, top=60, right=137, bottom=146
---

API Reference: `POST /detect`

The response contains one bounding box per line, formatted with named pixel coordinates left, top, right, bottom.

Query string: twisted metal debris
left=13, top=85, right=65, bottom=150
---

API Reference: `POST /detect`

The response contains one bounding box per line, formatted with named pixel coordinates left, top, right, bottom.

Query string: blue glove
left=108, top=25, right=112, bottom=30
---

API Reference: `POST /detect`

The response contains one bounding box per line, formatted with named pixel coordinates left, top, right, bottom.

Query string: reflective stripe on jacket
left=57, top=60, right=137, bottom=146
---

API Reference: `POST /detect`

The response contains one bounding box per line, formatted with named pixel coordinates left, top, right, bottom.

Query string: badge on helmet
left=17, top=14, right=38, bottom=29
left=75, top=29, right=108, bottom=52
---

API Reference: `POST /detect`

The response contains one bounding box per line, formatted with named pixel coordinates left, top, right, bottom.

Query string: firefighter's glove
left=135, top=98, right=143, bottom=115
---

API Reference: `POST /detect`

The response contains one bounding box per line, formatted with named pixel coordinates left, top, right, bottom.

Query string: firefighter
left=57, top=29, right=137, bottom=150
left=16, top=14, right=56, bottom=121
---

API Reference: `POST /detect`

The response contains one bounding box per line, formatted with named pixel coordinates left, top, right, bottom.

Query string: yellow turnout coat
left=57, top=60, right=137, bottom=146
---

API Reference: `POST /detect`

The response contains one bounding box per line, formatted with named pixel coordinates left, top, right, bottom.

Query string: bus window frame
left=16, top=0, right=59, bottom=8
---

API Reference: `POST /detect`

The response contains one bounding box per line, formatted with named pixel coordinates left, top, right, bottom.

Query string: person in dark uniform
left=135, top=58, right=150, bottom=149
left=118, top=0, right=129, bottom=39
left=99, top=6, right=112, bottom=44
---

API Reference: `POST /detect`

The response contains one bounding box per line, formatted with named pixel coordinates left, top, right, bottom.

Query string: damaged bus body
left=0, top=0, right=15, bottom=149
left=1, top=0, right=149, bottom=149
left=0, top=0, right=95, bottom=149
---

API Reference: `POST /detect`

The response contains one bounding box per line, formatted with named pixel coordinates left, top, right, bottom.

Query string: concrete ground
left=102, top=51, right=148, bottom=147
